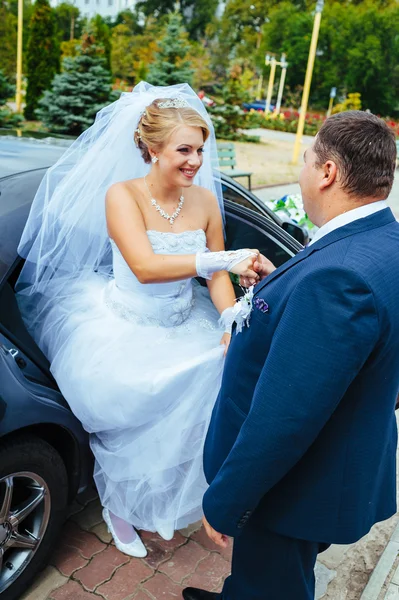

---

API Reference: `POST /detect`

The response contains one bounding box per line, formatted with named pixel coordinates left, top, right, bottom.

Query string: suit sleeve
left=203, top=266, right=379, bottom=536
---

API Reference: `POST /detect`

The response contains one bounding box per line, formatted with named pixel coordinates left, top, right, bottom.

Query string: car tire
left=0, top=435, right=69, bottom=600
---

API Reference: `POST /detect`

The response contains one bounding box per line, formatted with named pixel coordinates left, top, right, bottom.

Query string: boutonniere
left=231, top=285, right=254, bottom=333
left=254, top=297, right=269, bottom=314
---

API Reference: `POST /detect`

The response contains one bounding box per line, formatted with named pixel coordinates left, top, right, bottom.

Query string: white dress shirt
left=308, top=200, right=388, bottom=246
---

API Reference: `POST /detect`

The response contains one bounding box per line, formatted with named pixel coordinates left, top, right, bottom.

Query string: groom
left=183, top=111, right=399, bottom=600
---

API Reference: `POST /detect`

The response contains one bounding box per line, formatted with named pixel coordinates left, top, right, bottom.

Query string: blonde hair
left=134, top=98, right=210, bottom=164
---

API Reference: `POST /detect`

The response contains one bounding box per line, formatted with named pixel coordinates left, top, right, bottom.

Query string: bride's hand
left=230, top=249, right=259, bottom=279
left=220, top=332, right=231, bottom=356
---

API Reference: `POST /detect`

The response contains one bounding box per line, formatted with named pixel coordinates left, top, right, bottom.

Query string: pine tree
left=0, top=4, right=17, bottom=79
left=147, top=12, right=194, bottom=87
left=0, top=69, right=14, bottom=107
left=25, top=0, right=59, bottom=120
left=37, top=35, right=116, bottom=135
left=0, top=69, right=22, bottom=127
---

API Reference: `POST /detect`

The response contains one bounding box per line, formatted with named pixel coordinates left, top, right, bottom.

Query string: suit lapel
left=254, top=244, right=314, bottom=295
left=254, top=208, right=395, bottom=296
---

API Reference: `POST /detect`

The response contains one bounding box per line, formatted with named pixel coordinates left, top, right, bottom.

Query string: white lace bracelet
left=219, top=306, right=236, bottom=334
left=196, top=248, right=256, bottom=280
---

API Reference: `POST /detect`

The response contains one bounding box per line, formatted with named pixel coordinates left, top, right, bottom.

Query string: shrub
left=38, top=36, right=116, bottom=135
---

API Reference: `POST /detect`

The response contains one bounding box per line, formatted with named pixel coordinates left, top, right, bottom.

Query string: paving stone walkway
left=19, top=485, right=349, bottom=600
left=21, top=488, right=233, bottom=600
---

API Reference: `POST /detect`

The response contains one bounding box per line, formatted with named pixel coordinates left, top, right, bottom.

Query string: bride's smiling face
left=154, top=125, right=205, bottom=188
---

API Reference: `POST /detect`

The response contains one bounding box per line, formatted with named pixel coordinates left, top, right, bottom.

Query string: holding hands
left=196, top=248, right=260, bottom=281
left=195, top=248, right=276, bottom=286
left=239, top=253, right=277, bottom=288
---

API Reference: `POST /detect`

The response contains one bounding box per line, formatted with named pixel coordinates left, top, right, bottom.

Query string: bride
left=16, top=82, right=258, bottom=558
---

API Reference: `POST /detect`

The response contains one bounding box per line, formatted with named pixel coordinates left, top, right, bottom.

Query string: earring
left=151, top=156, right=159, bottom=164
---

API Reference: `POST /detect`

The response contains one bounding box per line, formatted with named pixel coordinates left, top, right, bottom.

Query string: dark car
left=0, top=167, right=303, bottom=599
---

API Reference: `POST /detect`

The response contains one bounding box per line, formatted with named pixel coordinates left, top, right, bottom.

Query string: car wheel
left=0, top=435, right=68, bottom=600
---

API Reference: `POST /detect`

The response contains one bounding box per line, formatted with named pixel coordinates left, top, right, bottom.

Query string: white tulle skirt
left=48, top=275, right=225, bottom=532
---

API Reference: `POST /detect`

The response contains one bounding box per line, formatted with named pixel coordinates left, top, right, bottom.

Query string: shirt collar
left=308, top=200, right=388, bottom=246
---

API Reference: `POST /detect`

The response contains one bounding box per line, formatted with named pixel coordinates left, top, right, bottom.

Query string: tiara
left=158, top=98, right=190, bottom=109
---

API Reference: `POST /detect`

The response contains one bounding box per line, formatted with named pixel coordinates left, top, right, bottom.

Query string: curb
left=251, top=181, right=299, bottom=192
left=360, top=521, right=399, bottom=600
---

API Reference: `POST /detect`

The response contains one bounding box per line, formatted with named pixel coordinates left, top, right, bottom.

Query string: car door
left=219, top=173, right=307, bottom=246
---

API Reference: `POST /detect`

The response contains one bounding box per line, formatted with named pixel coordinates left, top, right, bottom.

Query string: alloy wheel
left=0, top=472, right=51, bottom=594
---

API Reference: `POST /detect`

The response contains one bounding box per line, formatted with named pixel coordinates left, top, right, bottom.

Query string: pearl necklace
left=144, top=176, right=184, bottom=225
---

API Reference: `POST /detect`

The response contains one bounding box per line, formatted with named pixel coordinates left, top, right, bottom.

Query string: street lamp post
left=265, top=53, right=289, bottom=114
left=265, top=54, right=277, bottom=113
left=15, top=0, right=23, bottom=113
left=256, top=74, right=264, bottom=101
left=275, top=53, right=288, bottom=115
left=292, top=0, right=324, bottom=164
left=327, top=86, right=337, bottom=117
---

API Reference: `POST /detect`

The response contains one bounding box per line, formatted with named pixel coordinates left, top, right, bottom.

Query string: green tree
left=0, top=3, right=17, bottom=79
left=137, top=0, right=218, bottom=39
left=110, top=23, right=137, bottom=83
left=147, top=12, right=194, bottom=86
left=87, top=14, right=111, bottom=70
left=187, top=42, right=213, bottom=90
left=25, top=0, right=59, bottom=120
left=38, top=34, right=115, bottom=135
left=259, top=0, right=399, bottom=115
left=181, top=0, right=219, bottom=39
left=209, top=63, right=258, bottom=141
left=136, top=0, right=174, bottom=18
left=219, top=0, right=282, bottom=61
left=112, top=9, right=142, bottom=35
left=110, top=20, right=159, bottom=85
left=343, top=1, right=399, bottom=114
left=54, top=2, right=83, bottom=42
left=0, top=69, right=22, bottom=127
left=0, top=0, right=35, bottom=80
left=0, top=68, right=14, bottom=106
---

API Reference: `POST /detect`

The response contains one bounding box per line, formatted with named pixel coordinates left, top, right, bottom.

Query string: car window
left=225, top=213, right=294, bottom=269
left=222, top=183, right=263, bottom=215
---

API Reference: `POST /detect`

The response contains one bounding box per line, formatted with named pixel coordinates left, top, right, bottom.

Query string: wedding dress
left=47, top=228, right=226, bottom=532
left=15, top=82, right=231, bottom=535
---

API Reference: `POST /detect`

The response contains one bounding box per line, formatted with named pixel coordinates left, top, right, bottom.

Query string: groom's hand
left=239, top=253, right=276, bottom=287
left=202, top=515, right=229, bottom=548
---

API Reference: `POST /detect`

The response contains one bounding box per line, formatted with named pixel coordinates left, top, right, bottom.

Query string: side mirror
left=281, top=221, right=309, bottom=247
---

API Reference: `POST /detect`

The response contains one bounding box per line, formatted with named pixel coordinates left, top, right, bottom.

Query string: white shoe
left=102, top=509, right=147, bottom=558
left=156, top=524, right=175, bottom=541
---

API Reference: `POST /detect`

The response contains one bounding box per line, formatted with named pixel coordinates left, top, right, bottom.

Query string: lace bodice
left=146, top=229, right=206, bottom=254
left=105, top=229, right=207, bottom=327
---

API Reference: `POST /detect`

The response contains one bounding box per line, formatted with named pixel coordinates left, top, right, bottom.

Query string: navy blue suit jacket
left=203, top=208, right=399, bottom=545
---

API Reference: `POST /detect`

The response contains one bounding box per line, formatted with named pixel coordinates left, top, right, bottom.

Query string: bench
left=216, top=142, right=253, bottom=190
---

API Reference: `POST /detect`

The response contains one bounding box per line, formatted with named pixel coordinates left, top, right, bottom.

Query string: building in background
left=49, top=0, right=225, bottom=23
left=216, top=1, right=226, bottom=17
left=50, top=0, right=139, bottom=19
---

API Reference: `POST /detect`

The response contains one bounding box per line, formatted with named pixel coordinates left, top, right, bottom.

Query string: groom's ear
left=319, top=160, right=338, bottom=191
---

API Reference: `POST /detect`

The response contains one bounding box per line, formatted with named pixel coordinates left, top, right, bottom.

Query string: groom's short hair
left=314, top=111, right=396, bottom=199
